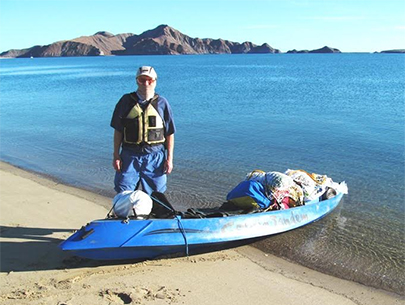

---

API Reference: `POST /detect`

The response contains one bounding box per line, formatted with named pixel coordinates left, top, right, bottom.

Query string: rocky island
left=0, top=25, right=280, bottom=58
left=286, top=46, right=341, bottom=53
left=379, top=49, right=405, bottom=53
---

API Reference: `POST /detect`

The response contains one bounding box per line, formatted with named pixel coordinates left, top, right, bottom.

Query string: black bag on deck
left=150, top=192, right=176, bottom=218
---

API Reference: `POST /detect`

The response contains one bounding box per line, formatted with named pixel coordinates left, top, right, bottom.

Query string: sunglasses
left=137, top=77, right=155, bottom=84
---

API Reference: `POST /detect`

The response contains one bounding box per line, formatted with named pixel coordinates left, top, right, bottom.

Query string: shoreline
left=0, top=161, right=403, bottom=304
left=0, top=161, right=113, bottom=210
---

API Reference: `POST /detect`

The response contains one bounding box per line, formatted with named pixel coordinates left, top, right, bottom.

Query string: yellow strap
left=246, top=169, right=265, bottom=180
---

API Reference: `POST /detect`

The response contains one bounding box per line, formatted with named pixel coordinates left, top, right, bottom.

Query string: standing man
left=111, top=66, right=175, bottom=195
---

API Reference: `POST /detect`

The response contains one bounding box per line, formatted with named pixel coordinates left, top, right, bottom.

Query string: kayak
left=59, top=192, right=344, bottom=260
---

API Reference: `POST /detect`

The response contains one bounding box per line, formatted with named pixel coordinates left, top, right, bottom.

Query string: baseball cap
left=136, top=66, right=157, bottom=80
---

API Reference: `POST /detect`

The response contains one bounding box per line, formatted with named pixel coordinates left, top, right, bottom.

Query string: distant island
left=379, top=49, right=405, bottom=53
left=286, top=46, right=341, bottom=53
left=1, top=24, right=402, bottom=58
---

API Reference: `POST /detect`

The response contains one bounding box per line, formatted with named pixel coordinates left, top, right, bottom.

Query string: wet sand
left=0, top=161, right=402, bottom=305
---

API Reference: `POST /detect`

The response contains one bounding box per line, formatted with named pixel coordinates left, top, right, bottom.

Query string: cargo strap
left=150, top=195, right=189, bottom=257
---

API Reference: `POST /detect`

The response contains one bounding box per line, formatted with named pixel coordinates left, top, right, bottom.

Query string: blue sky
left=0, top=0, right=404, bottom=53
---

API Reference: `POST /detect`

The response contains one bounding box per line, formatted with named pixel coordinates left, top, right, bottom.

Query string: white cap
left=136, top=66, right=157, bottom=80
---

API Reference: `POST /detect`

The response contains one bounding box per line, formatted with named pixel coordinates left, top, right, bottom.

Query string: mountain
left=114, top=25, right=279, bottom=55
left=0, top=25, right=280, bottom=58
left=286, top=46, right=341, bottom=54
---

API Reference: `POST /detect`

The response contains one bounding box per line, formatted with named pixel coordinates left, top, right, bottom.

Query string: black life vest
left=122, top=93, right=165, bottom=146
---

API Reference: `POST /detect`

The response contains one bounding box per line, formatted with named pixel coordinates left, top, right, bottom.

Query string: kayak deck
left=59, top=193, right=343, bottom=260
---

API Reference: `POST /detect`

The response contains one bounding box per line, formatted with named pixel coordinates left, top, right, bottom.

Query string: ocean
left=0, top=54, right=404, bottom=294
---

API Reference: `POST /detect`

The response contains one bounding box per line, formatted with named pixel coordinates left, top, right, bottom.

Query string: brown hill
left=115, top=25, right=280, bottom=55
left=0, top=25, right=280, bottom=58
left=1, top=41, right=101, bottom=58
left=72, top=31, right=133, bottom=55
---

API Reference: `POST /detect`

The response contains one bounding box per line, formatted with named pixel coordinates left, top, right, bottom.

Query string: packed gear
left=227, top=168, right=348, bottom=211
left=226, top=180, right=272, bottom=210
left=112, top=190, right=153, bottom=219
left=245, top=170, right=304, bottom=209
left=285, top=169, right=347, bottom=201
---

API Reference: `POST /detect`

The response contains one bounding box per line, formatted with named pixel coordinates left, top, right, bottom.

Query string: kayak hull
left=59, top=193, right=343, bottom=260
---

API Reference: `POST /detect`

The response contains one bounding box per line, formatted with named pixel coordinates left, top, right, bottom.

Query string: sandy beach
left=0, top=161, right=402, bottom=305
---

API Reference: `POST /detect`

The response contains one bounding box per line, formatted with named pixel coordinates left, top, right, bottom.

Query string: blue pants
left=114, top=148, right=167, bottom=195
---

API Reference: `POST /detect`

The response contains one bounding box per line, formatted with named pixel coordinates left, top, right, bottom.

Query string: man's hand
left=113, top=154, right=122, bottom=172
left=164, top=159, right=173, bottom=174
left=113, top=130, right=123, bottom=172
left=164, top=134, right=174, bottom=175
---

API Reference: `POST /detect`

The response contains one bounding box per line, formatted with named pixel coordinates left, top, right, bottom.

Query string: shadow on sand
left=0, top=225, right=133, bottom=272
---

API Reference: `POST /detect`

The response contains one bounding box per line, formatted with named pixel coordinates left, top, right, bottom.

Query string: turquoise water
left=0, top=54, right=404, bottom=294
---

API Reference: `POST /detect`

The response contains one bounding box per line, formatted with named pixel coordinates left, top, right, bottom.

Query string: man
left=111, top=66, right=175, bottom=195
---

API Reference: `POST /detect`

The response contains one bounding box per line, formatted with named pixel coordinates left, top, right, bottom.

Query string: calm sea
left=0, top=54, right=404, bottom=294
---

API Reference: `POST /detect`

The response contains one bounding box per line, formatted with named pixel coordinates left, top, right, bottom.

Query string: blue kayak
left=59, top=192, right=343, bottom=260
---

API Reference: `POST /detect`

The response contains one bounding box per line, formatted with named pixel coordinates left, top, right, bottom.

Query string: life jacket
left=122, top=93, right=165, bottom=146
